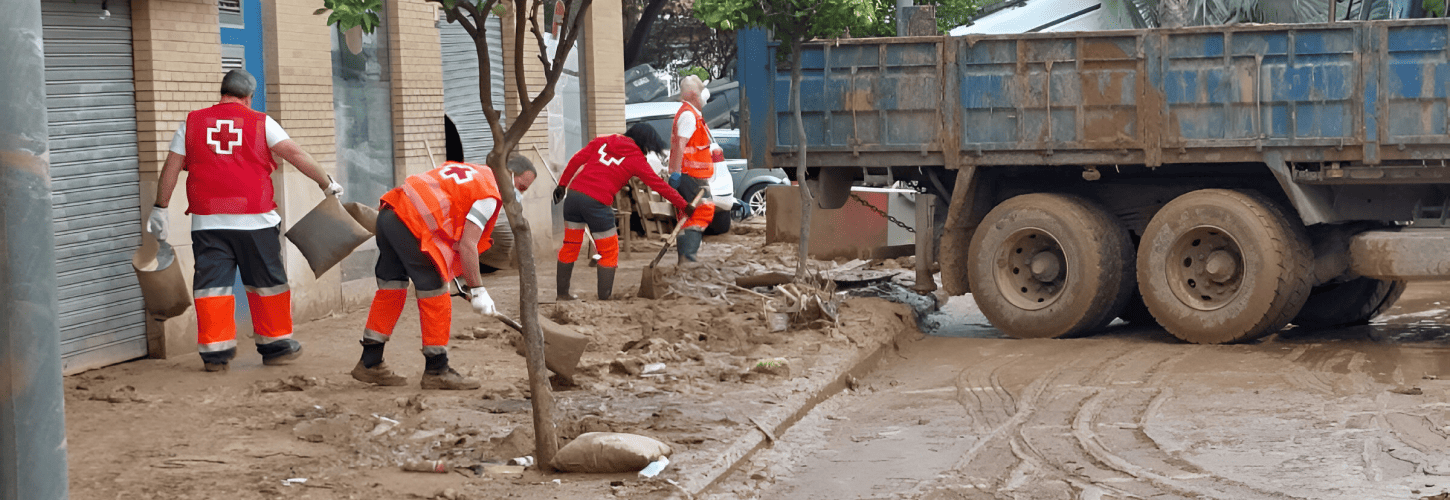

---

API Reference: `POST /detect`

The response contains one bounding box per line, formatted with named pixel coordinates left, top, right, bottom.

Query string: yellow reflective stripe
left=402, top=182, right=443, bottom=233
left=244, top=284, right=289, bottom=296
left=198, top=339, right=238, bottom=352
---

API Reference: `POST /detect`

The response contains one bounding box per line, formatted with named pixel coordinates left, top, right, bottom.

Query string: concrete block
left=765, top=185, right=915, bottom=261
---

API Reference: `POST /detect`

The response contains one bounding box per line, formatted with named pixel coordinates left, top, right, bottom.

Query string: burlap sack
left=285, top=196, right=374, bottom=278
left=509, top=315, right=589, bottom=378
left=551, top=432, right=672, bottom=473
left=343, top=201, right=378, bottom=234
left=132, top=237, right=192, bottom=319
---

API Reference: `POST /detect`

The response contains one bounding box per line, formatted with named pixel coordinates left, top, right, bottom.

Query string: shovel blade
left=637, top=267, right=664, bottom=300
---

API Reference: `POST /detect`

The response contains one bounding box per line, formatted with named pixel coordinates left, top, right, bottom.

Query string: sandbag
left=551, top=432, right=672, bottom=473
left=285, top=195, right=374, bottom=278
left=132, top=236, right=192, bottom=320
left=508, top=315, right=589, bottom=379
left=344, top=201, right=379, bottom=234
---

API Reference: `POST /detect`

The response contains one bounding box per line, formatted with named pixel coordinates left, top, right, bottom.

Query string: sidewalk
left=64, top=222, right=923, bottom=500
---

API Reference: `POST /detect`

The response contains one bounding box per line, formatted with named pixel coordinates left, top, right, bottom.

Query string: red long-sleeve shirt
left=559, top=134, right=688, bottom=211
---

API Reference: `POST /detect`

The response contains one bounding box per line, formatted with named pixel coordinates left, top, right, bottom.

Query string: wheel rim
left=994, top=228, right=1067, bottom=311
left=1165, top=225, right=1244, bottom=311
left=748, top=189, right=767, bottom=217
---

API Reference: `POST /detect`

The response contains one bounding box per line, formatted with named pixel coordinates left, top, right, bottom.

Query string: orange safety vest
left=674, top=102, right=714, bottom=179
left=380, top=161, right=503, bottom=279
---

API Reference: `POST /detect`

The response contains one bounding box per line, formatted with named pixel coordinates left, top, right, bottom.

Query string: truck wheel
left=1292, top=278, right=1406, bottom=329
left=1138, top=189, right=1312, bottom=344
left=967, top=194, right=1134, bottom=339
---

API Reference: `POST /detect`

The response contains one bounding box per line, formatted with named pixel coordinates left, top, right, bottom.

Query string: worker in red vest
left=150, top=70, right=340, bottom=372
left=668, top=75, right=718, bottom=261
left=552, top=124, right=692, bottom=300
left=349, top=161, right=503, bottom=390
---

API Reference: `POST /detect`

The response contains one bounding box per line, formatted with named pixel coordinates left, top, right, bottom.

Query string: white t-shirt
left=674, top=104, right=698, bottom=140
left=466, top=198, right=498, bottom=230
left=169, top=117, right=292, bottom=231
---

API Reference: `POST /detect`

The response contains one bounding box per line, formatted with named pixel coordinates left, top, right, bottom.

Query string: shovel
left=452, top=280, right=588, bottom=378
left=637, top=191, right=704, bottom=300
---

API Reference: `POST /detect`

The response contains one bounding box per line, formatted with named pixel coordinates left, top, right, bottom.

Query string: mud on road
left=63, top=220, right=922, bottom=500
left=709, top=283, right=1450, bottom=500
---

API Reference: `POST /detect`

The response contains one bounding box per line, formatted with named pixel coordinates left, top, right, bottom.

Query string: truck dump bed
left=766, top=20, right=1450, bottom=171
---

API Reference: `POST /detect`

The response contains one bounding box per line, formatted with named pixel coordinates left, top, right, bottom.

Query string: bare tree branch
left=512, top=0, right=530, bottom=113
left=453, top=2, right=481, bottom=40
left=528, top=0, right=553, bottom=75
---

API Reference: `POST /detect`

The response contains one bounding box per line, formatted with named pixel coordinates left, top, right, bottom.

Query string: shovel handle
left=492, top=314, right=524, bottom=332
left=649, top=190, right=705, bottom=269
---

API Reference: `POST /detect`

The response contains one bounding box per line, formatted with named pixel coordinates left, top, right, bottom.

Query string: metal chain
left=849, top=193, right=915, bottom=233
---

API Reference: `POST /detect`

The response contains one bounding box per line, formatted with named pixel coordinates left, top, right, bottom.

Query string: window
left=219, top=0, right=243, bottom=28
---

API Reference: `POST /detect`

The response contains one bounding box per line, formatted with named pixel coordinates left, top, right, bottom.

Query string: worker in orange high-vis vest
left=553, top=124, right=692, bottom=301
left=150, top=70, right=341, bottom=372
left=668, top=75, right=717, bottom=262
left=349, top=161, right=503, bottom=390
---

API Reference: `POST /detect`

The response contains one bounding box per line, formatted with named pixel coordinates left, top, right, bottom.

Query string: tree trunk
left=622, top=0, right=669, bottom=69
left=485, top=147, right=559, bottom=470
left=791, top=38, right=811, bottom=282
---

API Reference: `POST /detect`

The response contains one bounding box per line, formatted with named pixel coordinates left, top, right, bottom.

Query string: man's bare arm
left=271, top=139, right=331, bottom=190
left=154, top=152, right=186, bottom=208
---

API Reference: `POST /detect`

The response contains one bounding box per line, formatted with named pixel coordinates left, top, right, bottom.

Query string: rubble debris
left=89, top=385, right=152, bottom=404
left=401, top=459, right=449, bottom=473
left=256, top=375, right=322, bottom=393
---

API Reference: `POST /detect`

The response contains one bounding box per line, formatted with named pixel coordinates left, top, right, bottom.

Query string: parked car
left=709, top=128, right=788, bottom=220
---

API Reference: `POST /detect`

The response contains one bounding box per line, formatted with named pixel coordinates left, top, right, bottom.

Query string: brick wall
left=132, top=0, right=224, bottom=358
left=389, top=0, right=445, bottom=180
left=583, top=0, right=624, bottom=137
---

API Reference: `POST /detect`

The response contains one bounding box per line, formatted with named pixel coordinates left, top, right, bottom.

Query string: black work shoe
left=203, top=362, right=229, bottom=373
left=200, top=347, right=236, bottom=372
left=260, top=339, right=303, bottom=366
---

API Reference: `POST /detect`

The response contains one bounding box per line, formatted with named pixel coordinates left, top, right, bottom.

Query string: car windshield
left=715, top=135, right=740, bottom=159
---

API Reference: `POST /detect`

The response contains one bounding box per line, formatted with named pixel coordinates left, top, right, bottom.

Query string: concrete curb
left=674, top=301, right=920, bottom=497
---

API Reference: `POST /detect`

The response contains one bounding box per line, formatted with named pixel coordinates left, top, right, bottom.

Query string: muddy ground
left=708, top=282, right=1450, bottom=500
left=64, top=219, right=922, bottom=500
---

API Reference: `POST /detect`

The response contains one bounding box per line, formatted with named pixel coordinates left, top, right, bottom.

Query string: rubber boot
left=597, top=266, right=616, bottom=301
left=201, top=347, right=236, bottom=372
left=258, top=339, right=303, bottom=366
left=676, top=230, right=703, bottom=262
left=351, top=340, right=406, bottom=386
left=421, top=353, right=481, bottom=390
left=556, top=261, right=577, bottom=301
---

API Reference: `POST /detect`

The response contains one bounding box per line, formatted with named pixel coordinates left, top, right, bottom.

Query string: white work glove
left=146, top=206, right=169, bottom=242
left=324, top=176, right=344, bottom=197
left=470, top=287, right=497, bottom=316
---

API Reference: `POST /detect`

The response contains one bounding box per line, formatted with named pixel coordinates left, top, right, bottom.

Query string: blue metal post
left=0, top=0, right=69, bottom=499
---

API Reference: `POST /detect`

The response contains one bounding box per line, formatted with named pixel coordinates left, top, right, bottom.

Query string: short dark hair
left=506, top=153, right=535, bottom=176
left=220, top=70, right=256, bottom=99
left=624, top=123, right=666, bottom=156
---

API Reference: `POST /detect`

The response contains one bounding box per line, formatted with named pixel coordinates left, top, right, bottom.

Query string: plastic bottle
left=402, top=459, right=449, bottom=473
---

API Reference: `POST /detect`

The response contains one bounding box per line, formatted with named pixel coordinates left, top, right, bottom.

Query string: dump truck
left=741, top=19, right=1450, bottom=344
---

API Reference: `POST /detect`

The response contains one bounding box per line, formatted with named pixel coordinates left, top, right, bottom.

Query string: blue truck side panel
left=757, top=19, right=1450, bottom=169
left=738, top=28, right=772, bottom=171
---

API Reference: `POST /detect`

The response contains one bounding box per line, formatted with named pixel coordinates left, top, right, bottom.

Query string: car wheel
left=741, top=184, right=769, bottom=220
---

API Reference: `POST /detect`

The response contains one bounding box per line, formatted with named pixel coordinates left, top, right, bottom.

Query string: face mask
left=514, top=188, right=525, bottom=201
left=700, top=88, right=711, bottom=103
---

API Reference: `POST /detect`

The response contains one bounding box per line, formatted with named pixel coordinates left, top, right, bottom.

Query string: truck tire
left=967, top=193, right=1134, bottom=339
left=1292, top=278, right=1406, bottom=329
left=1137, top=189, right=1312, bottom=344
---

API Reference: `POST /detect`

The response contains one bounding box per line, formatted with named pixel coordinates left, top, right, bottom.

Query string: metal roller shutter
left=441, top=15, right=505, bottom=162
left=42, top=0, right=147, bottom=373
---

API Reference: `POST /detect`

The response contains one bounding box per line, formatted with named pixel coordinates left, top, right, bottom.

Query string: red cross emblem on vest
left=207, top=120, right=243, bottom=155
left=441, top=164, right=475, bottom=183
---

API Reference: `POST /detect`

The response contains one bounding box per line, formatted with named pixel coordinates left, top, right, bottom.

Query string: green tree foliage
left=696, top=0, right=879, bottom=56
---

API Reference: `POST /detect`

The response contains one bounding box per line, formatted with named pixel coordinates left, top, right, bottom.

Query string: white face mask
left=700, top=87, right=711, bottom=104
left=514, top=187, right=525, bottom=201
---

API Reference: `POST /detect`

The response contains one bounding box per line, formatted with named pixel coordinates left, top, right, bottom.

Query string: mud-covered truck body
left=749, top=19, right=1450, bottom=343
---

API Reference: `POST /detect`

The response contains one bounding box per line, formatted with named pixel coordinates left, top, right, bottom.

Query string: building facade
left=38, top=0, right=623, bottom=373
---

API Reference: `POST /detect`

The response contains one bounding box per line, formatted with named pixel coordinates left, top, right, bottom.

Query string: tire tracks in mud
left=933, top=344, right=1305, bottom=499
